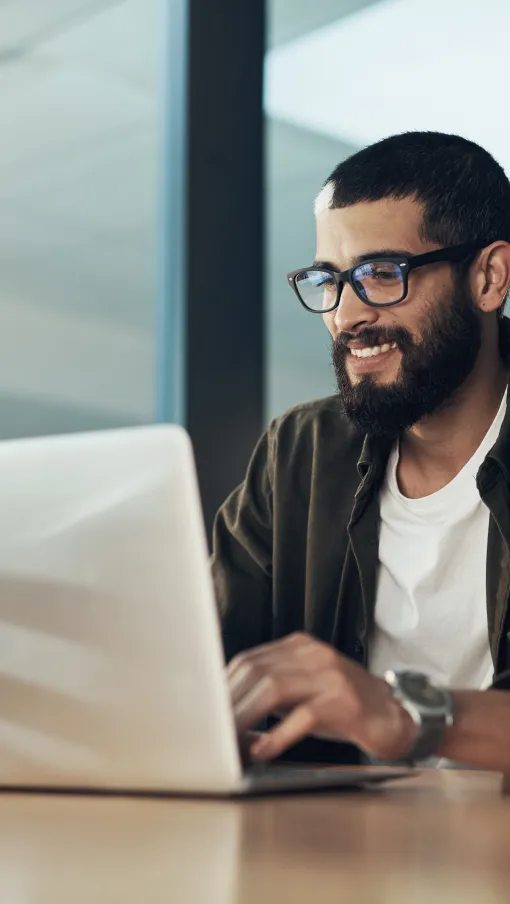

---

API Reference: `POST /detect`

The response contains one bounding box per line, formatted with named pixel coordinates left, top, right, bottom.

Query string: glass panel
left=0, top=0, right=168, bottom=437
left=264, top=1, right=382, bottom=422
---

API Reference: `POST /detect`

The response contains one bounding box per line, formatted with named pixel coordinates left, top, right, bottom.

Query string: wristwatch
left=384, top=670, right=454, bottom=763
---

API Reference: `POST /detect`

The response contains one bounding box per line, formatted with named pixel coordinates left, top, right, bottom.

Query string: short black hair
left=323, top=131, right=510, bottom=249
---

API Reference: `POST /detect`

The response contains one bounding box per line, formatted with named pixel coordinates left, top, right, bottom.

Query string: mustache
left=334, top=326, right=414, bottom=351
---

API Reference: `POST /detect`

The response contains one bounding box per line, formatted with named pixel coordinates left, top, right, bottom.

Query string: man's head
left=307, top=132, right=510, bottom=436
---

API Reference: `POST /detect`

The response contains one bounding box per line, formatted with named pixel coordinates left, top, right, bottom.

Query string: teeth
left=350, top=342, right=397, bottom=359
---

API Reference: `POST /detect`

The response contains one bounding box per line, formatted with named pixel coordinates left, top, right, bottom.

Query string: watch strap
left=385, top=671, right=454, bottom=764
left=400, top=710, right=449, bottom=763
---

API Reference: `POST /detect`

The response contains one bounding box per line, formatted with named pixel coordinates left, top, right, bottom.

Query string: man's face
left=317, top=197, right=482, bottom=435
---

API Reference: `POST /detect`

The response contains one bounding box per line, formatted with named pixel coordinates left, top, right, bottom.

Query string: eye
left=312, top=274, right=335, bottom=289
left=321, top=277, right=337, bottom=294
left=355, top=262, right=402, bottom=282
left=371, top=267, right=400, bottom=281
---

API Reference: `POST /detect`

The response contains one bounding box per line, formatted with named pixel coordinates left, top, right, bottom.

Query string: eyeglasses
left=287, top=243, right=482, bottom=313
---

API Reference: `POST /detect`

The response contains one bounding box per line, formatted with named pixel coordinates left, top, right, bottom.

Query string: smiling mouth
left=349, top=341, right=398, bottom=359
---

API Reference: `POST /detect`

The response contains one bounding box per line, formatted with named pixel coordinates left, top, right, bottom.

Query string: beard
left=332, top=276, right=482, bottom=437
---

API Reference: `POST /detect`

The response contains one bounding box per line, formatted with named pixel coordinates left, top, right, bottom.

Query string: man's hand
left=227, top=633, right=417, bottom=762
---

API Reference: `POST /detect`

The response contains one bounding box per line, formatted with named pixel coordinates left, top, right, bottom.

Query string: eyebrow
left=313, top=249, right=413, bottom=271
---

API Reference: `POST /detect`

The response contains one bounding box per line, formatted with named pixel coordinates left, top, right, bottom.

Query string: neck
left=398, top=342, right=509, bottom=498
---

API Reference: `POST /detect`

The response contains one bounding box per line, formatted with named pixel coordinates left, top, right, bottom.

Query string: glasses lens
left=352, top=261, right=404, bottom=305
left=294, top=270, right=338, bottom=311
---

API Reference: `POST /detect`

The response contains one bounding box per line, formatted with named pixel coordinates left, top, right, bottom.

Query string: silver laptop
left=0, top=425, right=412, bottom=795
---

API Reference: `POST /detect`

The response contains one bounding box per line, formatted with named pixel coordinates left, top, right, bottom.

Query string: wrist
left=438, top=689, right=510, bottom=771
left=359, top=678, right=419, bottom=761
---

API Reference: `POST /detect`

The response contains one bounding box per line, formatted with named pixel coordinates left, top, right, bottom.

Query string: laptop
left=0, top=424, right=412, bottom=795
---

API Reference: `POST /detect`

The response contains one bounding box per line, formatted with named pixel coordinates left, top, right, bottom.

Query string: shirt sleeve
left=211, top=422, right=275, bottom=663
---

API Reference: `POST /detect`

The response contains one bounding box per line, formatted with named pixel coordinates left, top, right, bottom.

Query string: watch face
left=399, top=672, right=446, bottom=708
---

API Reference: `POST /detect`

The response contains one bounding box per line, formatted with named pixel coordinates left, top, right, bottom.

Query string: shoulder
left=266, top=395, right=365, bottom=471
left=269, top=394, right=361, bottom=442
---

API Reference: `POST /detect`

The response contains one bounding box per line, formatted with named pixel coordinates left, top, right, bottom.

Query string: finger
left=250, top=704, right=316, bottom=761
left=227, top=633, right=313, bottom=679
left=233, top=672, right=314, bottom=735
left=227, top=639, right=290, bottom=678
left=229, top=656, right=320, bottom=706
left=238, top=730, right=265, bottom=765
left=228, top=662, right=258, bottom=706
left=228, top=637, right=326, bottom=707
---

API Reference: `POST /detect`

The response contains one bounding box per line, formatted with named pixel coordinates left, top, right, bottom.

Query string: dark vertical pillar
left=185, top=0, right=265, bottom=541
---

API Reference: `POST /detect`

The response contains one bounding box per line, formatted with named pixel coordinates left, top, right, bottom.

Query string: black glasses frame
left=287, top=242, right=482, bottom=312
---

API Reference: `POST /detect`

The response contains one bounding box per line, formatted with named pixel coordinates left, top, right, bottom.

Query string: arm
left=211, top=425, right=275, bottom=663
left=228, top=632, right=510, bottom=772
left=439, top=690, right=510, bottom=771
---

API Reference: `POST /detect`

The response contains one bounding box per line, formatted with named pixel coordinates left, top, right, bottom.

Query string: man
left=212, top=131, right=510, bottom=771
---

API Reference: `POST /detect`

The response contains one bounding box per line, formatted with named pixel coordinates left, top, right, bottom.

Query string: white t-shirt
left=369, top=391, right=507, bottom=692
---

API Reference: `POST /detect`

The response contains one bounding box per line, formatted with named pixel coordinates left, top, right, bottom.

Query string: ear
left=471, top=241, right=510, bottom=314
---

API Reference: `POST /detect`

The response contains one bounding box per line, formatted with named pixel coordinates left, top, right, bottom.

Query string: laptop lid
left=0, top=425, right=242, bottom=793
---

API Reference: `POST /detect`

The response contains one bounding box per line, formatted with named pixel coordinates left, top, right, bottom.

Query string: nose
left=332, top=283, right=380, bottom=334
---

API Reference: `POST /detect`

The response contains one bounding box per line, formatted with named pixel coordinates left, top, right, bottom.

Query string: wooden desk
left=0, top=770, right=508, bottom=903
